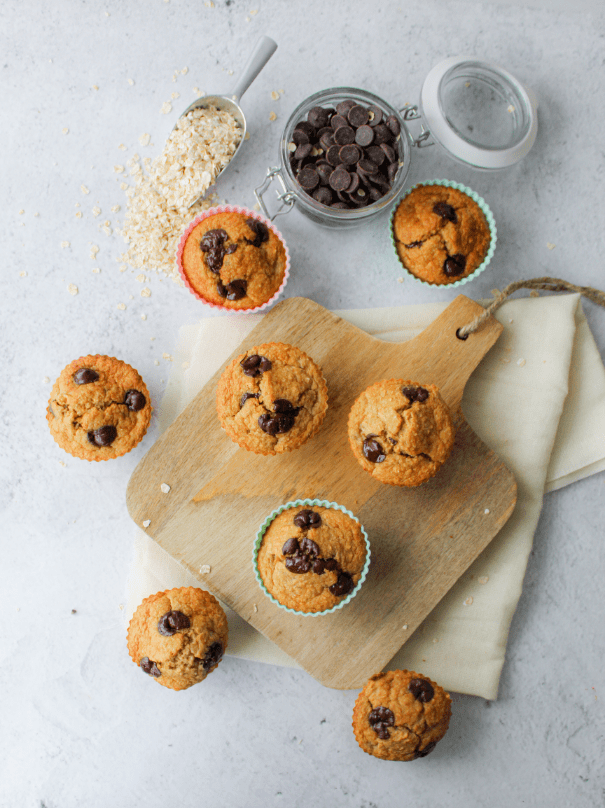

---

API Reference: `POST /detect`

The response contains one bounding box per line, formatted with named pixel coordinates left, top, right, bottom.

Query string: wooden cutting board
left=126, top=295, right=517, bottom=690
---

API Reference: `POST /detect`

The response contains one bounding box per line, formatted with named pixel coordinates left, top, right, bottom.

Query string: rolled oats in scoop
left=120, top=107, right=242, bottom=280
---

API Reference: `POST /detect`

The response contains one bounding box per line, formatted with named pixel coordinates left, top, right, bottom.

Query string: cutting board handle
left=398, top=295, right=503, bottom=409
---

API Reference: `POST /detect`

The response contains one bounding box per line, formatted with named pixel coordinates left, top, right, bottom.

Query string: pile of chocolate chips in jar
left=288, top=99, right=401, bottom=209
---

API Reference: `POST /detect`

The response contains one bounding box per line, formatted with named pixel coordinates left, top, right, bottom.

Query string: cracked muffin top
left=352, top=669, right=452, bottom=761
left=216, top=342, right=328, bottom=455
left=180, top=211, right=287, bottom=309
left=46, top=354, right=151, bottom=461
left=392, top=185, right=491, bottom=285
left=256, top=504, right=368, bottom=614
left=127, top=587, right=228, bottom=691
left=347, top=378, right=455, bottom=487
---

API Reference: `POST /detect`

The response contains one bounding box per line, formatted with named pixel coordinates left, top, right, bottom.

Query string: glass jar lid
left=420, top=57, right=538, bottom=170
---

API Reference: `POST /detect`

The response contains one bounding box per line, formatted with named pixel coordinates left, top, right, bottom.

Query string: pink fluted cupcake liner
left=176, top=204, right=290, bottom=313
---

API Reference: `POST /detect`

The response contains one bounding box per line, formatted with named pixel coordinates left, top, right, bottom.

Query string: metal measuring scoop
left=173, top=35, right=278, bottom=208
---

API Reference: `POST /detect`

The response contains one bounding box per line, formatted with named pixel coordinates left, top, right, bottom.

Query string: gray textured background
left=1, top=1, right=604, bottom=806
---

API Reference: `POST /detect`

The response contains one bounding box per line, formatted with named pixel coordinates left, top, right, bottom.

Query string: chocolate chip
left=405, top=241, right=423, bottom=249
left=293, top=509, right=322, bottom=529
left=308, top=106, right=330, bottom=128
left=443, top=254, right=466, bottom=277
left=245, top=218, right=269, bottom=247
left=401, top=386, right=429, bottom=403
left=386, top=115, right=401, bottom=136
left=312, top=558, right=325, bottom=575
left=294, top=121, right=315, bottom=138
left=334, top=126, right=356, bottom=146
left=297, top=167, right=320, bottom=190
left=225, top=243, right=237, bottom=255
left=313, top=187, right=333, bottom=205
left=282, top=537, right=300, bottom=556
left=415, top=741, right=437, bottom=758
left=433, top=201, right=457, bottom=223
left=363, top=437, right=386, bottom=463
left=241, top=354, right=260, bottom=373
left=273, top=399, right=300, bottom=416
left=348, top=105, right=369, bottom=127
left=285, top=554, right=312, bottom=574
left=357, top=158, right=378, bottom=175
left=292, top=129, right=309, bottom=146
left=200, top=641, right=224, bottom=671
left=258, top=412, right=295, bottom=435
left=157, top=610, right=191, bottom=636
left=367, top=105, right=383, bottom=126
left=324, top=558, right=338, bottom=571
left=347, top=172, right=360, bottom=194
left=330, top=202, right=349, bottom=209
left=217, top=279, right=247, bottom=300
left=355, top=125, right=374, bottom=147
left=387, top=162, right=400, bottom=182
left=368, top=706, right=395, bottom=739
left=326, top=145, right=343, bottom=167
left=316, top=163, right=333, bottom=185
left=330, top=114, right=349, bottom=131
left=259, top=357, right=272, bottom=372
left=294, top=142, right=312, bottom=161
left=408, top=677, right=435, bottom=702
left=87, top=425, right=117, bottom=447
left=319, top=132, right=335, bottom=151
left=336, top=99, right=356, bottom=117
left=329, top=571, right=354, bottom=596
left=329, top=168, right=351, bottom=192
left=372, top=123, right=391, bottom=145
left=124, top=390, right=146, bottom=411
left=240, top=392, right=259, bottom=408
left=73, top=368, right=99, bottom=385
left=300, top=537, right=320, bottom=557
left=140, top=657, right=161, bottom=677
left=339, top=144, right=361, bottom=166
left=380, top=142, right=397, bottom=163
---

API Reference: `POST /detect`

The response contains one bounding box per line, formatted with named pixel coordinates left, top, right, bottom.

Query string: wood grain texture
left=126, top=295, right=517, bottom=690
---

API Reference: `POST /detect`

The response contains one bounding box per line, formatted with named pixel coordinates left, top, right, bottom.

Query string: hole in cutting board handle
left=455, top=327, right=469, bottom=341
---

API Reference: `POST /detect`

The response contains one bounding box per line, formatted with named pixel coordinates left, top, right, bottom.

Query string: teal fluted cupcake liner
left=389, top=179, right=497, bottom=289
left=253, top=499, right=371, bottom=617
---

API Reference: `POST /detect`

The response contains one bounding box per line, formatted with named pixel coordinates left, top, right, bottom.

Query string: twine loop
left=458, top=277, right=605, bottom=339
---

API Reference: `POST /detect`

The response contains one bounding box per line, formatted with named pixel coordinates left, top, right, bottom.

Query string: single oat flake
left=141, top=287, right=151, bottom=297
left=61, top=241, right=70, bottom=248
left=160, top=483, right=171, bottom=493
left=464, top=596, right=474, bottom=606
left=142, top=520, right=151, bottom=528
left=67, top=284, right=78, bottom=295
left=199, top=565, right=211, bottom=574
left=478, top=576, right=490, bottom=585
left=117, top=303, right=126, bottom=310
left=160, top=101, right=172, bottom=114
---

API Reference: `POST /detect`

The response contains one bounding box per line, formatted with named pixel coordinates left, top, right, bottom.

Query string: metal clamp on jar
left=254, top=57, right=538, bottom=229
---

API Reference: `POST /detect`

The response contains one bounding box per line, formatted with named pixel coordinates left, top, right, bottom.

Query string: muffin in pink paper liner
left=176, top=205, right=290, bottom=312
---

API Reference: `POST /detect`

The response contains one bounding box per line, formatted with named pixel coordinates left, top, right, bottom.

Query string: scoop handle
left=231, top=36, right=278, bottom=103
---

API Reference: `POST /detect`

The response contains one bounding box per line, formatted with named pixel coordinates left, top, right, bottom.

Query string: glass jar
left=255, top=87, right=412, bottom=229
left=255, top=59, right=538, bottom=228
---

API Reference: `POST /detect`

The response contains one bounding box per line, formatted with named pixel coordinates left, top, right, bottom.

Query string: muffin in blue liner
left=253, top=499, right=371, bottom=615
left=390, top=179, right=497, bottom=288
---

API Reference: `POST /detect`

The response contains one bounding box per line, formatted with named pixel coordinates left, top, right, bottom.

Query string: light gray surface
left=1, top=1, right=604, bottom=806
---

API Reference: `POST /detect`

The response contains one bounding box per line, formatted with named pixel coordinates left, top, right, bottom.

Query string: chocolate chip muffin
left=46, top=355, right=151, bottom=461
left=180, top=210, right=288, bottom=309
left=392, top=184, right=491, bottom=285
left=347, top=379, right=455, bottom=487
left=256, top=503, right=369, bottom=614
left=353, top=670, right=452, bottom=760
left=127, top=587, right=228, bottom=691
left=216, top=342, right=328, bottom=455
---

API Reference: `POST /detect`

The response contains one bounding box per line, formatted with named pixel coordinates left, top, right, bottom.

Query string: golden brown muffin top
left=181, top=212, right=287, bottom=309
left=46, top=354, right=151, bottom=461
left=392, top=185, right=491, bottom=285
left=257, top=505, right=367, bottom=613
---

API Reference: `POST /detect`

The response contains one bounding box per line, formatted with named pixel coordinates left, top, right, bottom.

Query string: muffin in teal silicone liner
left=390, top=180, right=496, bottom=288
left=253, top=499, right=371, bottom=616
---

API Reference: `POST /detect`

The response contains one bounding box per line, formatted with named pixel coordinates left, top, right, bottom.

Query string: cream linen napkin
left=125, top=294, right=605, bottom=699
